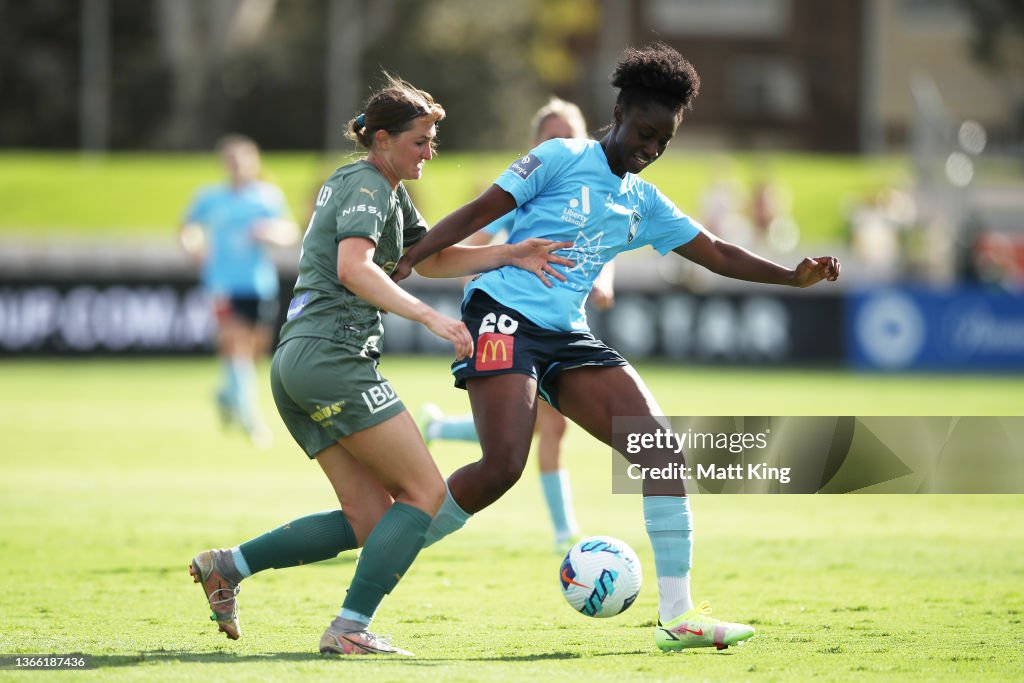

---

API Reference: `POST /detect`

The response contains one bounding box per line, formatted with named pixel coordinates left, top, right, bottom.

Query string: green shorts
left=270, top=336, right=406, bottom=458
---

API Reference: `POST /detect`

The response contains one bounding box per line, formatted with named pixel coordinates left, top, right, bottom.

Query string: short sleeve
left=641, top=186, right=703, bottom=255
left=334, top=171, right=392, bottom=244
left=183, top=187, right=214, bottom=226
left=493, top=138, right=568, bottom=209
left=398, top=184, right=428, bottom=248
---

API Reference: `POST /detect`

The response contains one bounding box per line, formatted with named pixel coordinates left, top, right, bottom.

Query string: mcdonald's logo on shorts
left=476, top=332, right=514, bottom=371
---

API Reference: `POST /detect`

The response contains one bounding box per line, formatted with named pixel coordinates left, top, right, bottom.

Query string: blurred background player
left=418, top=96, right=615, bottom=553
left=395, top=43, right=841, bottom=654
left=179, top=134, right=298, bottom=447
left=189, top=76, right=571, bottom=657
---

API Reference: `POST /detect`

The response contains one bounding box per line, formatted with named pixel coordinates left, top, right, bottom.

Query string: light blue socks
left=431, top=415, right=479, bottom=442
left=643, top=495, right=694, bottom=622
left=423, top=482, right=472, bottom=548
left=540, top=470, right=578, bottom=543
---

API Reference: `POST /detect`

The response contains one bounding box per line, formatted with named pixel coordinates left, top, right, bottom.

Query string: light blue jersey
left=466, top=138, right=702, bottom=331
left=184, top=181, right=289, bottom=299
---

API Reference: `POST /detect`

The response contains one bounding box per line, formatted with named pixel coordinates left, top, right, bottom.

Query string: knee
left=539, top=417, right=567, bottom=442
left=400, top=476, right=445, bottom=518
left=477, top=449, right=527, bottom=495
left=345, top=500, right=390, bottom=545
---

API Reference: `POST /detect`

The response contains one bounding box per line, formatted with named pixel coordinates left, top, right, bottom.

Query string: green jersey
left=279, top=160, right=427, bottom=352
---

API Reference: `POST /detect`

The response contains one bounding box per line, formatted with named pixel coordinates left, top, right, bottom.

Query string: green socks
left=238, top=509, right=357, bottom=574
left=342, top=502, right=432, bottom=619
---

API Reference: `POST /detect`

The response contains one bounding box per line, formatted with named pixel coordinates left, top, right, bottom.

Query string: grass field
left=1, top=358, right=1022, bottom=682
left=0, top=151, right=909, bottom=245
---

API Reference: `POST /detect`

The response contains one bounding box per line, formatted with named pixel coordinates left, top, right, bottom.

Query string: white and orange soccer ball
left=559, top=535, right=642, bottom=618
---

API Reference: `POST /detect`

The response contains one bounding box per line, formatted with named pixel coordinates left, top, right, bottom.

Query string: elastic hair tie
left=355, top=113, right=366, bottom=128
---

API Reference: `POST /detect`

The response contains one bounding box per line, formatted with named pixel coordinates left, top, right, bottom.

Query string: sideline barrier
left=847, top=287, right=1024, bottom=371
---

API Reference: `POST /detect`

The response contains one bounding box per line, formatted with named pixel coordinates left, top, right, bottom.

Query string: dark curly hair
left=611, top=42, right=700, bottom=116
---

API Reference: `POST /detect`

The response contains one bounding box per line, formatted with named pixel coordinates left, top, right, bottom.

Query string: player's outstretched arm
left=673, top=230, right=840, bottom=288
left=252, top=217, right=299, bottom=247
left=414, top=238, right=574, bottom=287
left=337, top=236, right=473, bottom=359
left=392, top=185, right=517, bottom=282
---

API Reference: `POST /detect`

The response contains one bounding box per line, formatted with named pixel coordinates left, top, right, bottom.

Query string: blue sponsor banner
left=847, top=287, right=1024, bottom=371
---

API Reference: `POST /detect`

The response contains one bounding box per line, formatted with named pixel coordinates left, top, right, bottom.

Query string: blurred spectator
left=847, top=187, right=918, bottom=280
left=749, top=175, right=800, bottom=253
left=179, top=133, right=298, bottom=448
left=699, top=157, right=750, bottom=244
left=968, top=229, right=1024, bottom=291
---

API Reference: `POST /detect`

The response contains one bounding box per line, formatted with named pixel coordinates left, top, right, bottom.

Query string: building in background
left=3, top=0, right=1020, bottom=153
left=593, top=0, right=1022, bottom=153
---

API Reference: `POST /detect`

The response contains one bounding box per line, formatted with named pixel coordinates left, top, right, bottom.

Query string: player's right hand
left=423, top=311, right=474, bottom=360
left=391, top=255, right=414, bottom=283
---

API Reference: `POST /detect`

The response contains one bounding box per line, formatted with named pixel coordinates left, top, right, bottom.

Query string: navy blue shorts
left=451, top=291, right=628, bottom=410
left=215, top=295, right=279, bottom=327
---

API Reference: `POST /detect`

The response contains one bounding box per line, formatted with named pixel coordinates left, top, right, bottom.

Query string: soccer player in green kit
left=188, top=75, right=572, bottom=657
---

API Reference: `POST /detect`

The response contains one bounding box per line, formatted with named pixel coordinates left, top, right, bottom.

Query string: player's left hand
left=509, top=239, right=574, bottom=288
left=793, top=256, right=841, bottom=287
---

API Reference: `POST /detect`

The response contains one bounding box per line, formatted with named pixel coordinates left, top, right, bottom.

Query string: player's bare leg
left=448, top=373, right=538, bottom=513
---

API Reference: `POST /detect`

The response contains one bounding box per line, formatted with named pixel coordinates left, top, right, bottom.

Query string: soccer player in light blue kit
left=419, top=97, right=615, bottom=553
left=180, top=134, right=298, bottom=447
left=395, top=43, right=841, bottom=652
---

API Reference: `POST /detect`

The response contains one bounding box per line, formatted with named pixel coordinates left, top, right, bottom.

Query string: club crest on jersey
left=509, top=153, right=542, bottom=180
left=628, top=211, right=641, bottom=243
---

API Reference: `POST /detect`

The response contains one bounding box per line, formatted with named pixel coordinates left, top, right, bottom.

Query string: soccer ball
left=559, top=535, right=642, bottom=618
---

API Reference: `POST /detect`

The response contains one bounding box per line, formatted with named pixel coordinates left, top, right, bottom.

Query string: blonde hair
left=215, top=133, right=259, bottom=155
left=530, top=96, right=588, bottom=141
left=346, top=74, right=446, bottom=151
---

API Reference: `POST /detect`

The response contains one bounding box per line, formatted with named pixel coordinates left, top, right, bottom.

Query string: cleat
left=189, top=550, right=241, bottom=640
left=417, top=403, right=442, bottom=447
left=319, top=627, right=414, bottom=656
left=246, top=423, right=273, bottom=450
left=655, top=601, right=754, bottom=652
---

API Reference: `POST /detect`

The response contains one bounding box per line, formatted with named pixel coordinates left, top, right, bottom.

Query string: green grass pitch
left=1, top=357, right=1022, bottom=681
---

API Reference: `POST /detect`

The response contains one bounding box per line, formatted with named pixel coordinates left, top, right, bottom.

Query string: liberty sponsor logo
left=561, top=186, right=592, bottom=228
left=476, top=333, right=514, bottom=371
left=478, top=311, right=519, bottom=336
left=509, top=153, right=542, bottom=180
left=361, top=380, right=399, bottom=413
left=310, top=400, right=345, bottom=424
